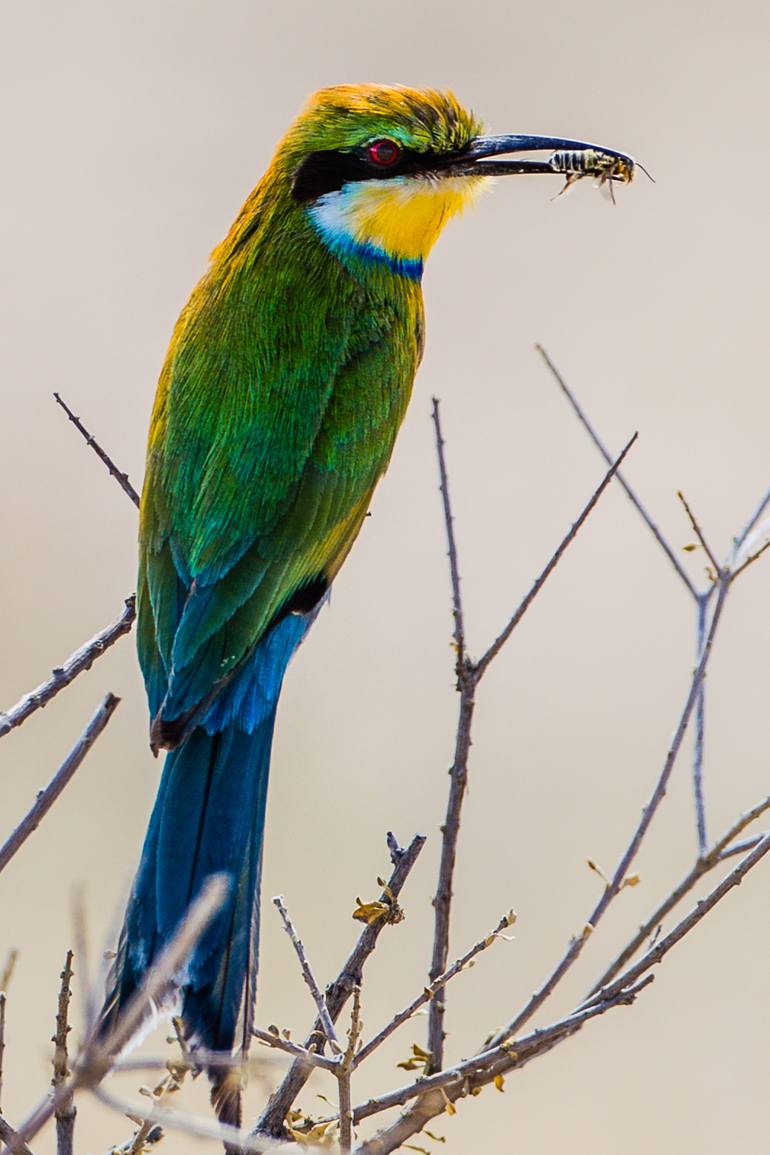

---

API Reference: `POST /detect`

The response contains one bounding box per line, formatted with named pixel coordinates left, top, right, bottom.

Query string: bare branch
left=732, top=485, right=770, bottom=555
left=113, top=1051, right=271, bottom=1076
left=0, top=948, right=18, bottom=1112
left=93, top=1085, right=274, bottom=1154
left=340, top=977, right=655, bottom=1153
left=9, top=876, right=228, bottom=1153
left=338, top=985, right=362, bottom=1153
left=588, top=794, right=770, bottom=995
left=52, top=951, right=76, bottom=1155
left=0, top=1118, right=34, bottom=1155
left=105, top=1123, right=164, bottom=1154
left=586, top=829, right=770, bottom=1008
left=0, top=952, right=18, bottom=994
left=53, top=393, right=141, bottom=508
left=426, top=682, right=475, bottom=1070
left=0, top=694, right=120, bottom=876
left=0, top=995, right=5, bottom=1116
left=536, top=343, right=699, bottom=600
left=474, top=431, right=638, bottom=679
left=273, top=895, right=341, bottom=1055
left=715, top=832, right=765, bottom=862
left=677, top=491, right=722, bottom=579
left=256, top=833, right=426, bottom=1138
left=431, top=397, right=467, bottom=674
left=728, top=536, right=770, bottom=581
left=487, top=576, right=730, bottom=1049
left=357, top=910, right=514, bottom=1069
left=428, top=432, right=637, bottom=1070
left=117, top=1050, right=191, bottom=1155
left=252, top=1026, right=339, bottom=1073
left=709, top=794, right=770, bottom=856
left=692, top=593, right=711, bottom=855
left=0, top=599, right=135, bottom=740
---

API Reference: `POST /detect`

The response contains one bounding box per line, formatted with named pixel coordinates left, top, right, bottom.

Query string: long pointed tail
left=102, top=711, right=276, bottom=1119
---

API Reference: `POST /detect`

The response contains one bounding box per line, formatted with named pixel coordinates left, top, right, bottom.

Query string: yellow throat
left=309, top=173, right=487, bottom=266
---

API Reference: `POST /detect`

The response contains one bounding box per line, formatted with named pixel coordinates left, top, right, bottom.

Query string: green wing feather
left=139, top=211, right=422, bottom=741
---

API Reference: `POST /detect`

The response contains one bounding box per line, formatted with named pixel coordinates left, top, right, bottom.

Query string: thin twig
left=356, top=864, right=770, bottom=1155
left=121, top=1052, right=190, bottom=1155
left=72, top=890, right=98, bottom=1041
left=486, top=577, right=730, bottom=1049
left=93, top=1086, right=272, bottom=1154
left=273, top=895, right=341, bottom=1055
left=693, top=593, right=710, bottom=855
left=0, top=694, right=120, bottom=875
left=53, top=393, right=141, bottom=508
left=0, top=949, right=18, bottom=1111
left=252, top=1027, right=339, bottom=1073
left=9, top=876, right=228, bottom=1153
left=732, top=485, right=770, bottom=554
left=431, top=398, right=467, bottom=674
left=0, top=994, right=5, bottom=1116
left=356, top=911, right=515, bottom=1069
left=426, top=682, right=475, bottom=1070
left=587, top=794, right=770, bottom=995
left=338, top=985, right=363, bottom=1153
left=0, top=952, right=18, bottom=994
left=729, top=537, right=770, bottom=580
left=536, top=343, right=699, bottom=600
left=113, top=1051, right=274, bottom=1076
left=716, top=832, right=765, bottom=862
left=706, top=794, right=770, bottom=858
left=316, top=976, right=654, bottom=1146
left=0, top=1119, right=34, bottom=1155
left=255, top=833, right=425, bottom=1138
left=0, top=599, right=135, bottom=740
left=677, top=491, right=722, bottom=579
left=105, top=1123, right=164, bottom=1154
left=427, top=432, right=637, bottom=1070
left=52, top=951, right=76, bottom=1155
left=585, top=829, right=770, bottom=1008
left=474, top=431, right=638, bottom=679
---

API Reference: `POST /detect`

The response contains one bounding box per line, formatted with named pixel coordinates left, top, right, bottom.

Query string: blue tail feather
left=102, top=610, right=318, bottom=1109
left=103, top=714, right=275, bottom=1059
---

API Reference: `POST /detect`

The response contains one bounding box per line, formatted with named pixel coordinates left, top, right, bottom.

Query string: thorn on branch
left=53, top=392, right=140, bottom=508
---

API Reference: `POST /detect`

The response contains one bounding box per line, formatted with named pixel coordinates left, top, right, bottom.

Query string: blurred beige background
left=2, top=0, right=769, bottom=1151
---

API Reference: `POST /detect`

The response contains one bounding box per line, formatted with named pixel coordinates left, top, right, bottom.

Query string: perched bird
left=102, top=84, right=632, bottom=1120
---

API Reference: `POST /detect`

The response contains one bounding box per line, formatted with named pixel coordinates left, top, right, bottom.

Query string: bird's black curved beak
left=450, top=134, right=637, bottom=179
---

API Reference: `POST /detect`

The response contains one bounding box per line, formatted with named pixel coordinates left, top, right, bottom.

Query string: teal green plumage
left=139, top=216, right=421, bottom=739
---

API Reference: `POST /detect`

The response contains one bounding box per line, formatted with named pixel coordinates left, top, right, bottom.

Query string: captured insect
left=548, top=148, right=652, bottom=203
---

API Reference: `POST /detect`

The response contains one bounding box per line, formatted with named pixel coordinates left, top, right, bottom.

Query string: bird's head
left=269, top=85, right=633, bottom=278
left=278, top=85, right=484, bottom=277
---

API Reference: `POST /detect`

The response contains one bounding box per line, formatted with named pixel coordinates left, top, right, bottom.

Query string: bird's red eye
left=367, top=139, right=401, bottom=167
